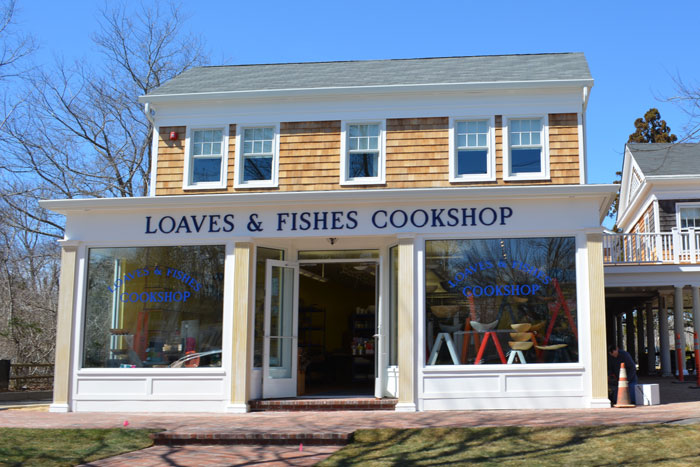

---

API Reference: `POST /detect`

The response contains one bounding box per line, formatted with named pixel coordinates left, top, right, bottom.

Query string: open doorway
left=297, top=261, right=377, bottom=396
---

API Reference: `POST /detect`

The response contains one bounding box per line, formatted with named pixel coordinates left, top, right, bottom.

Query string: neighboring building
left=604, top=143, right=700, bottom=377
left=41, top=53, right=616, bottom=413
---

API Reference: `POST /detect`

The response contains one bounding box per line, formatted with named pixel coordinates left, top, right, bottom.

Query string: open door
left=262, top=260, right=299, bottom=399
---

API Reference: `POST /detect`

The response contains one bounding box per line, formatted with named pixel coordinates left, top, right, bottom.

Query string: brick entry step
left=249, top=397, right=398, bottom=412
left=151, top=431, right=352, bottom=446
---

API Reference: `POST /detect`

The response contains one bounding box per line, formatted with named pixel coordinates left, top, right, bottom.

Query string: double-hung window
left=679, top=205, right=700, bottom=230
left=341, top=122, right=385, bottom=185
left=450, top=118, right=493, bottom=182
left=184, top=128, right=227, bottom=189
left=235, top=125, right=279, bottom=188
left=506, top=117, right=549, bottom=180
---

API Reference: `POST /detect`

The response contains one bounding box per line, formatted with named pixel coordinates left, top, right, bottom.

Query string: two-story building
left=604, top=143, right=700, bottom=378
left=41, top=53, right=617, bottom=413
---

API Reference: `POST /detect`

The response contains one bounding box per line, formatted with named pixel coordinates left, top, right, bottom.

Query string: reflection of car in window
left=169, top=350, right=222, bottom=368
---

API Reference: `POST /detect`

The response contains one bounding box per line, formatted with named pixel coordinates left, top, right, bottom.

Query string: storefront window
left=254, top=247, right=285, bottom=367
left=425, top=237, right=577, bottom=366
left=83, top=245, right=225, bottom=368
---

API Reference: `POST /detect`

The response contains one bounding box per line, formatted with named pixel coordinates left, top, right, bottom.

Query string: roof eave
left=138, top=78, right=595, bottom=104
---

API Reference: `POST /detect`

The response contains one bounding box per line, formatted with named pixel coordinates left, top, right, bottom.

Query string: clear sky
left=14, top=0, right=700, bottom=192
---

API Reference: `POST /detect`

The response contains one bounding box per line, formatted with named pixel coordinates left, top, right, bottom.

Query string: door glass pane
left=254, top=248, right=284, bottom=367
left=269, top=337, right=292, bottom=378
left=269, top=265, right=295, bottom=379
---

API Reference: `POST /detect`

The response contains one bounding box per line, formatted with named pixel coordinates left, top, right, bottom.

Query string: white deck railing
left=603, top=228, right=699, bottom=264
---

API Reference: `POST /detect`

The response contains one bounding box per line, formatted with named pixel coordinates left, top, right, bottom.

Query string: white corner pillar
left=636, top=305, right=645, bottom=372
left=645, top=301, right=655, bottom=375
left=658, top=294, right=672, bottom=377
left=693, top=286, right=700, bottom=349
left=50, top=241, right=80, bottom=413
left=615, top=313, right=624, bottom=349
left=673, top=286, right=686, bottom=375
left=586, top=233, right=610, bottom=408
left=395, top=236, right=416, bottom=412
left=226, top=241, right=255, bottom=413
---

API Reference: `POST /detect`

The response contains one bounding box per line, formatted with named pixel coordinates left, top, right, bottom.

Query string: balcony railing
left=603, top=228, right=700, bottom=264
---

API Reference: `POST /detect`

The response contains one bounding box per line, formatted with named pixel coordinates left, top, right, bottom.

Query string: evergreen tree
left=628, top=108, right=678, bottom=143
left=609, top=108, right=677, bottom=224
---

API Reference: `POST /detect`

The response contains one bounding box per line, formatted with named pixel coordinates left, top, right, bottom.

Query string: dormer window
left=449, top=118, right=494, bottom=182
left=234, top=124, right=279, bottom=188
left=504, top=117, right=550, bottom=181
left=340, top=121, right=385, bottom=185
left=183, top=127, right=228, bottom=190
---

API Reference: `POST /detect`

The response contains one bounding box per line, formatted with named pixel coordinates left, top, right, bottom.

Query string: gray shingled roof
left=628, top=143, right=700, bottom=176
left=147, top=53, right=591, bottom=96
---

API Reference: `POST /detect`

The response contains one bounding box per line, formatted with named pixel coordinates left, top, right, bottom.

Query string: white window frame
left=503, top=115, right=550, bottom=181
left=182, top=125, right=229, bottom=190
left=448, top=116, right=495, bottom=183
left=340, top=120, right=386, bottom=186
left=676, top=202, right=700, bottom=230
left=234, top=123, right=280, bottom=189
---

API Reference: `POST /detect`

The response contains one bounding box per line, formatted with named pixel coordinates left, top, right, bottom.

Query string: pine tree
left=628, top=108, right=678, bottom=143
left=609, top=108, right=678, bottom=225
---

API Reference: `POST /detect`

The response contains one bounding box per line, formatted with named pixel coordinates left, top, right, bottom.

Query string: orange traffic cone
left=614, top=362, right=635, bottom=408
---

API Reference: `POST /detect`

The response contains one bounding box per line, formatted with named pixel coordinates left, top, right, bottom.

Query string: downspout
left=580, top=86, right=591, bottom=184
left=144, top=103, right=158, bottom=197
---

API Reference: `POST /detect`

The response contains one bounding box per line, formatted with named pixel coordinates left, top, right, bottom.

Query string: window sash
left=240, top=127, right=275, bottom=183
left=345, top=123, right=382, bottom=181
left=190, top=129, right=224, bottom=185
left=680, top=207, right=700, bottom=229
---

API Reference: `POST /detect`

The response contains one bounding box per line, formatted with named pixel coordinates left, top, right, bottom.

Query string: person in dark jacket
left=609, top=345, right=637, bottom=404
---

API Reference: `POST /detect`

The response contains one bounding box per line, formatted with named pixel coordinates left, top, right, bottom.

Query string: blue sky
left=16, top=0, right=700, bottom=191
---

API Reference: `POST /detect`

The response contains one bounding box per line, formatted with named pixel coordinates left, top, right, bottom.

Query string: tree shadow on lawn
left=0, top=428, right=156, bottom=467
left=318, top=424, right=700, bottom=466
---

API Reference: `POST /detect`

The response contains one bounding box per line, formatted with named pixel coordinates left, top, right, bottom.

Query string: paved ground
left=83, top=445, right=341, bottom=467
left=1, top=375, right=699, bottom=466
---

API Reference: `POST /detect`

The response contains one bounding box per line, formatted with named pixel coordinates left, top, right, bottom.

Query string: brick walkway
left=2, top=401, right=700, bottom=466
left=2, top=376, right=699, bottom=466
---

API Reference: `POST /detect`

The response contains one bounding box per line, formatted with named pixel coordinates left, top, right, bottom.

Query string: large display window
left=425, top=237, right=577, bottom=366
left=82, top=245, right=225, bottom=368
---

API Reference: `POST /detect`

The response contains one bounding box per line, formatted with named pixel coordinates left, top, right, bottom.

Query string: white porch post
left=673, top=286, right=686, bottom=375
left=659, top=294, right=672, bottom=377
left=615, top=313, right=624, bottom=349
left=693, top=286, right=700, bottom=346
left=645, top=301, right=655, bottom=375
left=636, top=306, right=645, bottom=372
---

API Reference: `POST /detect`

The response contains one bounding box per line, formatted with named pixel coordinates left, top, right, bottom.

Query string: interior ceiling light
left=299, top=268, right=329, bottom=283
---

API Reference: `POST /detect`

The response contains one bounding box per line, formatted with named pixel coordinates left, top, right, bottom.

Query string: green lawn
left=319, top=425, right=700, bottom=466
left=0, top=428, right=157, bottom=466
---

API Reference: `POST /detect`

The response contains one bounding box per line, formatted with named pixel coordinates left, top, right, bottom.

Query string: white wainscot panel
left=152, top=378, right=224, bottom=396
left=74, top=400, right=226, bottom=413
left=505, top=373, right=583, bottom=393
left=77, top=378, right=147, bottom=395
left=423, top=375, right=500, bottom=394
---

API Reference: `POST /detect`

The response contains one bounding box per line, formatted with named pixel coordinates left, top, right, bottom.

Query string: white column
left=693, top=286, right=700, bottom=345
left=673, top=286, right=686, bottom=375
left=659, top=294, right=672, bottom=377
left=616, top=314, right=624, bottom=349
left=636, top=306, right=644, bottom=372
left=645, top=302, right=655, bottom=375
